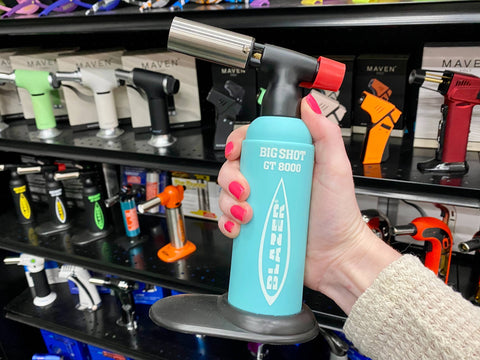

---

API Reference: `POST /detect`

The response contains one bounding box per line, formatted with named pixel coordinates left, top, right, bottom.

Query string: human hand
left=217, top=94, right=400, bottom=314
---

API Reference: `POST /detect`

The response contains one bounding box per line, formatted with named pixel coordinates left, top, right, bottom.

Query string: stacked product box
left=414, top=44, right=480, bottom=151
left=9, top=48, right=77, bottom=121
left=171, top=172, right=222, bottom=221
left=121, top=49, right=202, bottom=132
left=56, top=49, right=130, bottom=130
left=352, top=54, right=410, bottom=137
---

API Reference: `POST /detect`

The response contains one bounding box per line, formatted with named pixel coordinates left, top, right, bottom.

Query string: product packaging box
left=171, top=172, right=221, bottom=221
left=308, top=55, right=355, bottom=136
left=352, top=54, right=409, bottom=137
left=414, top=44, right=480, bottom=151
left=0, top=48, right=26, bottom=117
left=41, top=329, right=91, bottom=360
left=121, top=49, right=202, bottom=132
left=57, top=49, right=130, bottom=130
left=210, top=63, right=258, bottom=125
left=9, top=49, right=76, bottom=120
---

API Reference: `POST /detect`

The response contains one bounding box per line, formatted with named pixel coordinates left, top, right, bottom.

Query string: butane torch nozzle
left=53, top=71, right=82, bottom=87
left=0, top=72, right=15, bottom=85
left=3, top=257, right=21, bottom=265
left=115, top=69, right=133, bottom=84
left=168, top=17, right=256, bottom=69
left=392, top=224, right=417, bottom=236
left=458, top=238, right=480, bottom=252
left=409, top=69, right=427, bottom=86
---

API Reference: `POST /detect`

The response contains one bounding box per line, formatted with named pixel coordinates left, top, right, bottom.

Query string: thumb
left=301, top=94, right=352, bottom=173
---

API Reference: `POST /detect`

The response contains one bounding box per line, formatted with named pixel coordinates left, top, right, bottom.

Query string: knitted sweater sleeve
left=343, top=254, right=480, bottom=360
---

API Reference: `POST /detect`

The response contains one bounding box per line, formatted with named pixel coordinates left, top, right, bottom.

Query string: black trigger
left=424, top=241, right=433, bottom=252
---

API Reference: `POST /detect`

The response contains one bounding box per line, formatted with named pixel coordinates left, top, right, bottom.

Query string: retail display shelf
left=1, top=122, right=480, bottom=208
left=0, top=121, right=223, bottom=176
left=4, top=283, right=252, bottom=360
left=0, top=1, right=478, bottom=36
left=5, top=283, right=335, bottom=359
left=0, top=207, right=230, bottom=295
left=348, top=134, right=480, bottom=208
left=0, top=205, right=348, bottom=329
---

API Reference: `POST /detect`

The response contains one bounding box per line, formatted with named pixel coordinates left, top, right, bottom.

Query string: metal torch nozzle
left=392, top=224, right=417, bottom=236
left=16, top=166, right=43, bottom=175
left=137, top=197, right=162, bottom=214
left=0, top=72, right=16, bottom=85
left=54, top=71, right=82, bottom=85
left=458, top=238, right=480, bottom=252
left=53, top=172, right=81, bottom=181
left=115, top=69, right=133, bottom=84
left=89, top=277, right=106, bottom=287
left=409, top=69, right=451, bottom=86
left=168, top=17, right=256, bottom=69
left=408, top=69, right=427, bottom=86
left=3, top=257, right=21, bottom=265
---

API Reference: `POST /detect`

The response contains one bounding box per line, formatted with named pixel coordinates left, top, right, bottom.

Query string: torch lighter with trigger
left=138, top=185, right=196, bottom=262
left=4, top=254, right=57, bottom=307
left=359, top=91, right=402, bottom=164
left=54, top=170, right=113, bottom=244
left=115, top=68, right=180, bottom=147
left=148, top=17, right=345, bottom=345
left=393, top=216, right=453, bottom=284
left=55, top=69, right=124, bottom=139
left=458, top=232, right=480, bottom=306
left=409, top=69, right=480, bottom=174
left=0, top=70, right=62, bottom=139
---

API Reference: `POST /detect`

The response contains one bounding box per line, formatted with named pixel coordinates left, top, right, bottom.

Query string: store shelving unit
left=1, top=1, right=479, bottom=359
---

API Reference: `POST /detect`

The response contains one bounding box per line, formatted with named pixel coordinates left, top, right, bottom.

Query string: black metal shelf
left=0, top=203, right=348, bottom=330
left=0, top=121, right=223, bottom=176
left=4, top=283, right=332, bottom=360
left=0, top=206, right=230, bottom=295
left=0, top=0, right=478, bottom=36
left=4, top=284, right=245, bottom=360
left=348, top=134, right=480, bottom=208
left=2, top=122, right=480, bottom=208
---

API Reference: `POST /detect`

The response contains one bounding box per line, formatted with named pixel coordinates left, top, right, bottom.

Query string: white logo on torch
left=259, top=178, right=291, bottom=306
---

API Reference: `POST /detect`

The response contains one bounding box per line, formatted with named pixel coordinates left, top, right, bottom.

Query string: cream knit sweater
left=343, top=254, right=480, bottom=360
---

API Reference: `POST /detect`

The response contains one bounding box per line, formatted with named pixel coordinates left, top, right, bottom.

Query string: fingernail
left=306, top=93, right=322, bottom=115
left=231, top=205, right=246, bottom=222
left=229, top=181, right=244, bottom=200
left=225, top=141, right=234, bottom=157
left=224, top=221, right=235, bottom=233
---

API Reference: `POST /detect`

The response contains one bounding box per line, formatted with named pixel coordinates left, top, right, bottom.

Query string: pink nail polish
left=306, top=93, right=322, bottom=115
left=224, top=221, right=234, bottom=233
left=225, top=141, right=234, bottom=157
left=231, top=205, right=246, bottom=222
left=229, top=181, right=244, bottom=200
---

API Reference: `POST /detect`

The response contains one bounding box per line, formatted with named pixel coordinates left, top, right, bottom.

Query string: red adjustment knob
left=55, top=162, right=66, bottom=172
left=300, top=56, right=346, bottom=91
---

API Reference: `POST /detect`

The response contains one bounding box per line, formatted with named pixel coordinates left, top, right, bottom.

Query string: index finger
left=224, top=125, right=249, bottom=161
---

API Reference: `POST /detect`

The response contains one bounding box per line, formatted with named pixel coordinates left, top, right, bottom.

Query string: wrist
left=318, top=225, right=401, bottom=315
